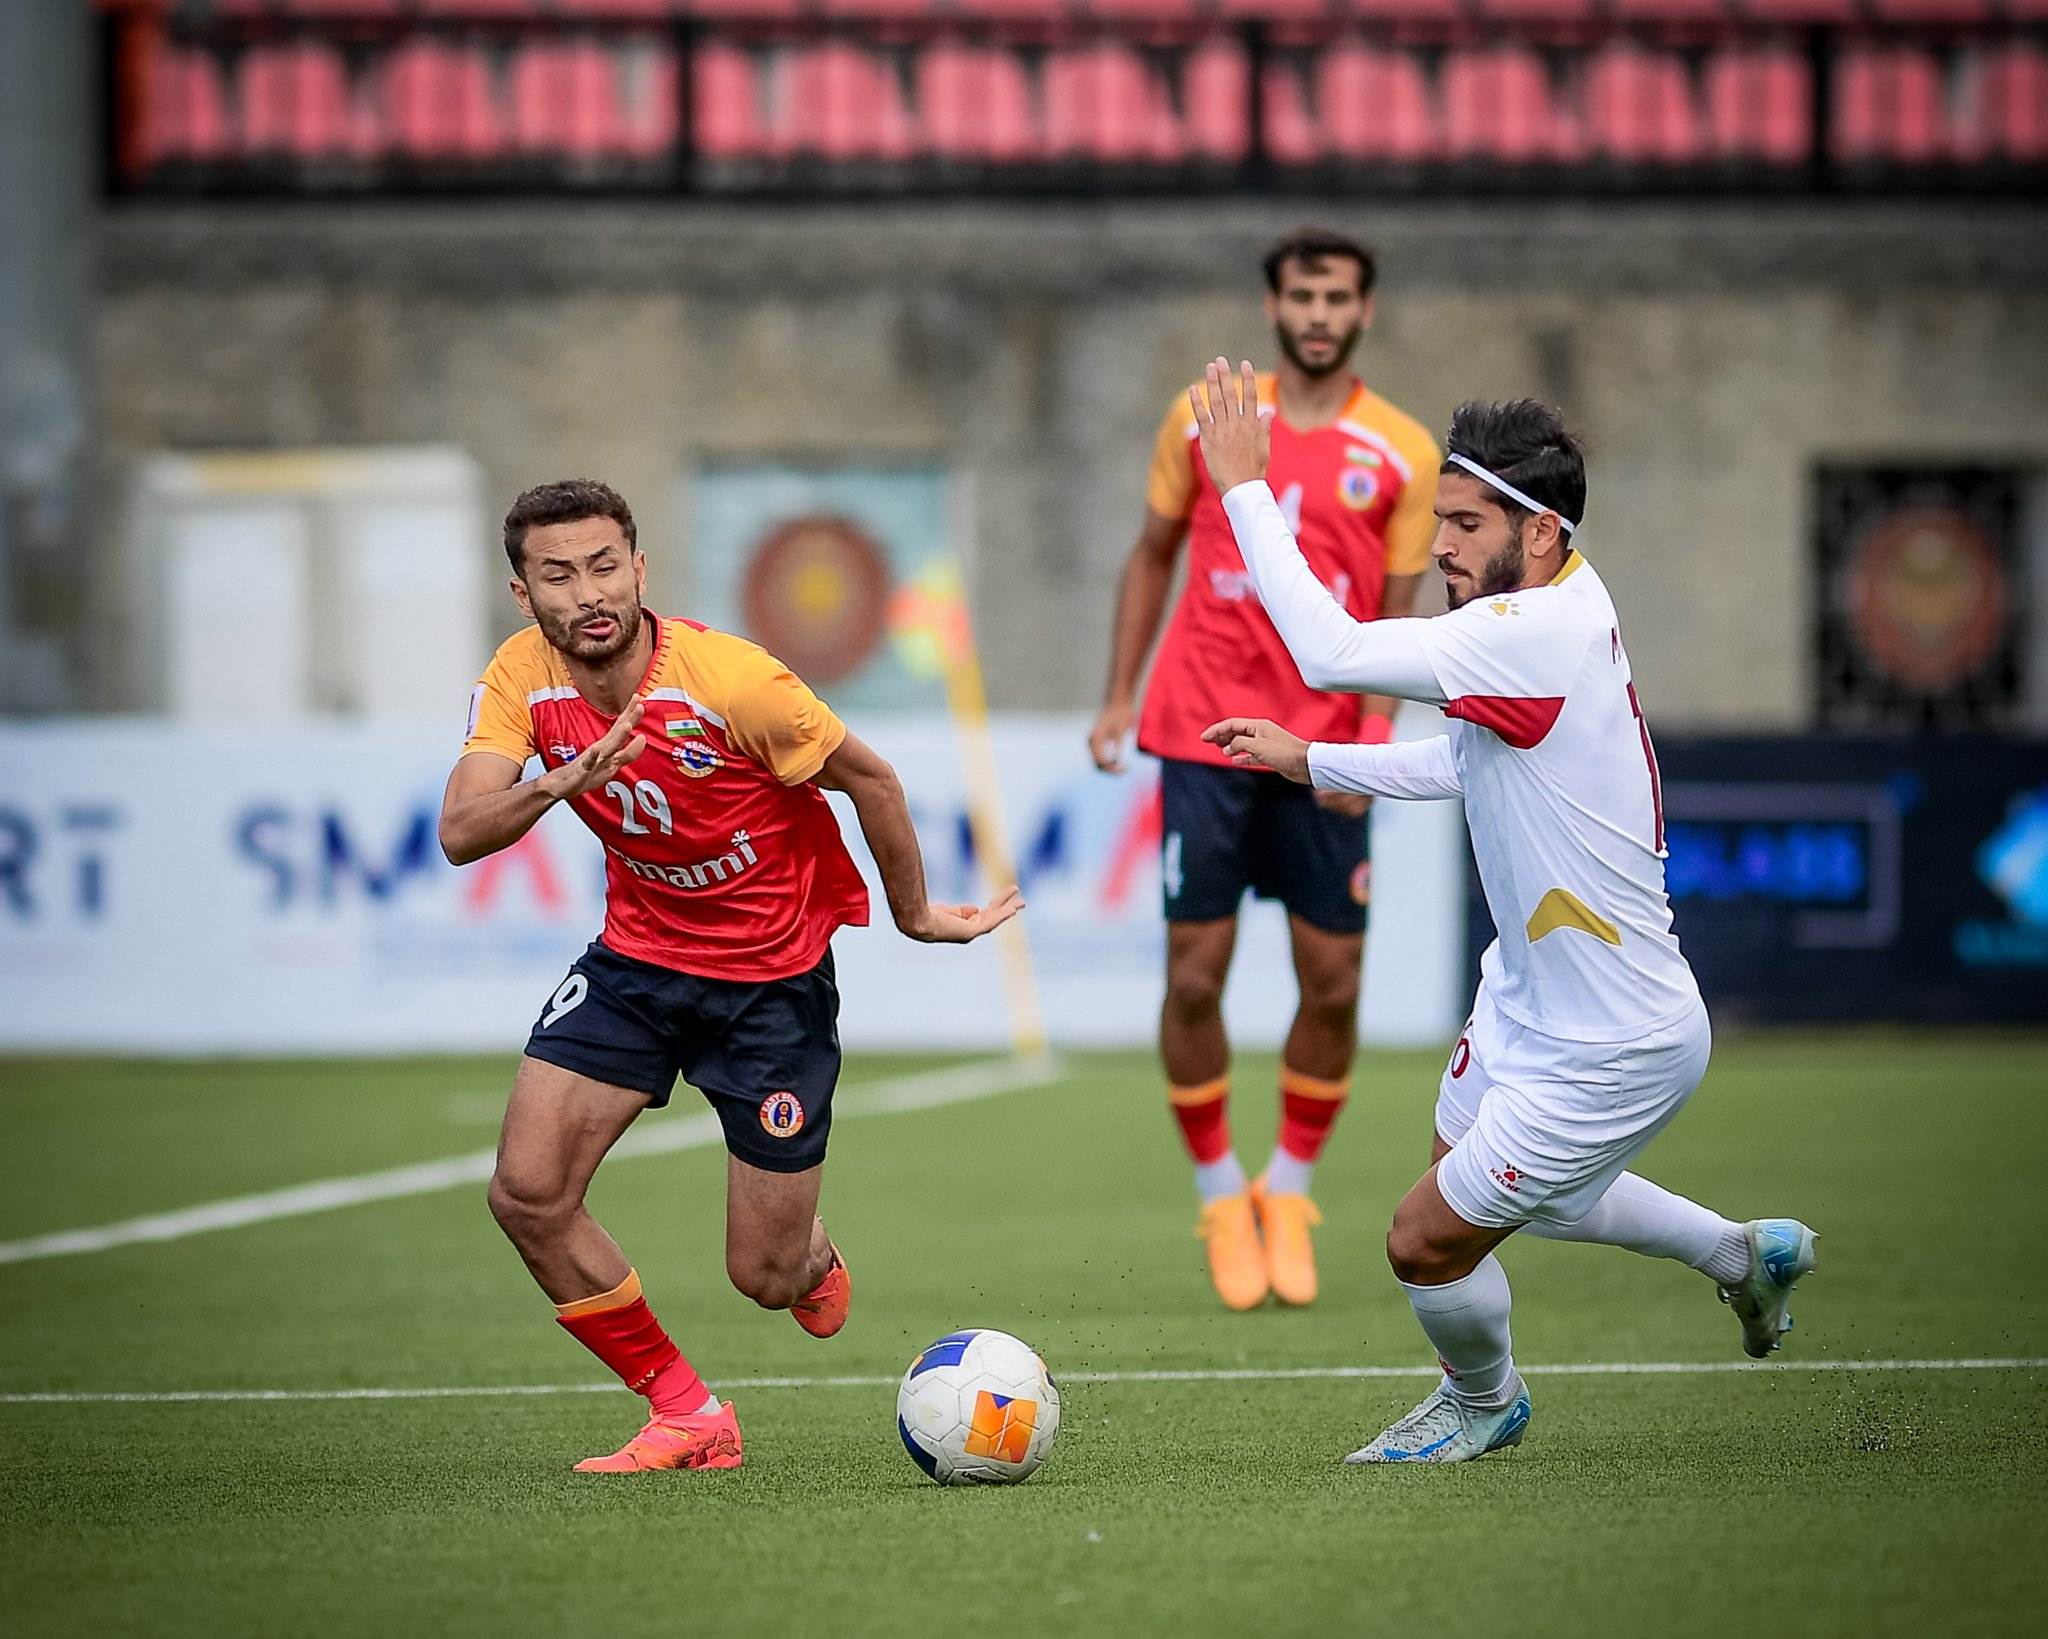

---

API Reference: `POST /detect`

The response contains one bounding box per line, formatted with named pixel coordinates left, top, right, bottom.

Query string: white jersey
left=1223, top=479, right=1700, bottom=1043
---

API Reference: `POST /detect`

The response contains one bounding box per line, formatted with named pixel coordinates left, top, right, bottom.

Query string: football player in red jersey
left=441, top=479, right=1021, bottom=1473
left=1087, top=227, right=1440, bottom=1312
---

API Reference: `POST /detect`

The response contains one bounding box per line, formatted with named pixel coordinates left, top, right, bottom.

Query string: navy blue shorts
left=522, top=941, right=841, bottom=1174
left=1159, top=756, right=1371, bottom=936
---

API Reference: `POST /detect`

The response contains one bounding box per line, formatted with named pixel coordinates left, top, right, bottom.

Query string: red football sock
left=1277, top=1067, right=1350, bottom=1165
left=1168, top=1076, right=1232, bottom=1165
left=555, top=1270, right=711, bottom=1423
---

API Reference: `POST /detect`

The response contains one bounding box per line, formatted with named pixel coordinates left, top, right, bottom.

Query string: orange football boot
left=1197, top=1192, right=1269, bottom=1310
left=573, top=1401, right=743, bottom=1473
left=1251, top=1175, right=1323, bottom=1307
left=790, top=1240, right=851, bottom=1338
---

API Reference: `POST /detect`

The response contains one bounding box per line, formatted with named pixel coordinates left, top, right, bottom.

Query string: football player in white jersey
left=1188, top=361, right=1818, bottom=1464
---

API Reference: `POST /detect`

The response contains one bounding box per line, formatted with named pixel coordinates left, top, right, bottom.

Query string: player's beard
left=1447, top=519, right=1526, bottom=610
left=537, top=598, right=644, bottom=664
left=1274, top=319, right=1362, bottom=381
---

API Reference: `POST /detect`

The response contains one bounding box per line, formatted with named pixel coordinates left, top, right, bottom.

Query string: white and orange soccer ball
left=896, top=1328, right=1061, bottom=1486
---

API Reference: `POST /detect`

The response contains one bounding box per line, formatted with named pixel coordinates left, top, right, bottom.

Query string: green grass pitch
left=3, top=1034, right=2046, bottom=1638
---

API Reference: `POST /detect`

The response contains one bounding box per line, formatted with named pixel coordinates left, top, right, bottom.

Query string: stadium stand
left=100, top=0, right=2048, bottom=189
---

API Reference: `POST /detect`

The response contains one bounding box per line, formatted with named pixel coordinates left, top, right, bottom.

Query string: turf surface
left=3, top=1036, right=2046, bottom=1638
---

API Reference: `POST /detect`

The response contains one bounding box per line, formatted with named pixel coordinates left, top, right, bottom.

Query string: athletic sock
left=554, top=1269, right=718, bottom=1422
left=1267, top=1067, right=1349, bottom=1196
left=1402, top=1255, right=1519, bottom=1411
left=1522, top=1171, right=1750, bottom=1284
left=1170, top=1077, right=1245, bottom=1202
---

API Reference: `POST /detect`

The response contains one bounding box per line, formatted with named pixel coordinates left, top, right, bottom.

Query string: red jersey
left=1137, top=373, right=1439, bottom=767
left=463, top=613, right=870, bottom=982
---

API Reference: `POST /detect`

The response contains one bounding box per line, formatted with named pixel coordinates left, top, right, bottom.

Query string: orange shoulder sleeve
left=461, top=631, right=544, bottom=765
left=1384, top=414, right=1442, bottom=578
left=1144, top=395, right=1200, bottom=521
left=713, top=641, right=849, bottom=786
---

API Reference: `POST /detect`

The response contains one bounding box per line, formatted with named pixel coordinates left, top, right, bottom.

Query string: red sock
left=1168, top=1076, right=1232, bottom=1165
left=1277, top=1067, right=1350, bottom=1164
left=555, top=1270, right=711, bottom=1424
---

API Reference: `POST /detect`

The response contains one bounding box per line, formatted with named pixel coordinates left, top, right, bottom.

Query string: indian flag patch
left=1345, top=446, right=1384, bottom=467
left=666, top=717, right=707, bottom=738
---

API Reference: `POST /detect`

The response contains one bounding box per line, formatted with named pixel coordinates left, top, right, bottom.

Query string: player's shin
left=1266, top=1067, right=1349, bottom=1196
left=555, top=1269, right=719, bottom=1421
left=1521, top=1172, right=1748, bottom=1283
left=1401, top=1255, right=1519, bottom=1410
left=1169, top=1076, right=1245, bottom=1200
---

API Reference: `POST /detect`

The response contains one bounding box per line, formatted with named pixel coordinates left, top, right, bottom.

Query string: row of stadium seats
left=133, top=36, right=2048, bottom=168
left=136, top=1, right=2048, bottom=24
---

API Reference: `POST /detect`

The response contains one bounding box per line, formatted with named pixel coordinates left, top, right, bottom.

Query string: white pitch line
left=2, top=1357, right=2043, bottom=1405
left=0, top=1054, right=1066, bottom=1267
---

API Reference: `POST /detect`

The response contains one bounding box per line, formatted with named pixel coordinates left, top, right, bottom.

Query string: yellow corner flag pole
left=888, top=560, right=1047, bottom=1059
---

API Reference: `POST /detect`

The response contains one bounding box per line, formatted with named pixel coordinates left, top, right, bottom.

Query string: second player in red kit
left=1090, top=227, right=1439, bottom=1311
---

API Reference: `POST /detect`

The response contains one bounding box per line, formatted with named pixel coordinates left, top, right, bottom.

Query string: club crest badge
left=1338, top=467, right=1380, bottom=511
left=673, top=740, right=721, bottom=778
left=759, top=1091, right=806, bottom=1138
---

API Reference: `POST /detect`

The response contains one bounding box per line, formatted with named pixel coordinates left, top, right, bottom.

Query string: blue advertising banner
left=1465, top=737, right=2048, bottom=1023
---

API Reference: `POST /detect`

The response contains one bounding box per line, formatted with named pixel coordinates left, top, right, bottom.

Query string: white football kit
left=1223, top=479, right=1711, bottom=1230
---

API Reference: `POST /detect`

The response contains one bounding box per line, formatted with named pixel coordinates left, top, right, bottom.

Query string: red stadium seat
left=951, top=0, right=1071, bottom=16
left=1043, top=43, right=1182, bottom=162
left=1832, top=46, right=1948, bottom=166
left=916, top=45, right=1040, bottom=161
left=1473, top=0, right=1594, bottom=20
left=414, top=1, right=543, bottom=16
left=1866, top=0, right=1989, bottom=19
left=1261, top=63, right=1322, bottom=163
left=511, top=41, right=626, bottom=159
left=1609, top=0, right=1731, bottom=18
left=1329, top=0, right=1462, bottom=17
left=1735, top=0, right=1855, bottom=18
left=1183, top=39, right=1252, bottom=161
left=1217, top=0, right=1337, bottom=15
left=818, top=0, right=946, bottom=14
left=552, top=0, right=675, bottom=15
left=388, top=40, right=508, bottom=160
left=1315, top=44, right=1437, bottom=162
left=238, top=43, right=364, bottom=160
left=1705, top=46, right=1811, bottom=164
left=142, top=45, right=234, bottom=166
left=1963, top=43, right=2048, bottom=164
left=778, top=44, right=916, bottom=160
left=1583, top=44, right=1703, bottom=164
left=1442, top=47, right=1564, bottom=163
left=693, top=42, right=768, bottom=157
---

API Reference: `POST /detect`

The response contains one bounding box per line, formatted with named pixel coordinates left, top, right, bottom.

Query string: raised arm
left=438, top=701, right=647, bottom=866
left=1189, top=358, right=1447, bottom=706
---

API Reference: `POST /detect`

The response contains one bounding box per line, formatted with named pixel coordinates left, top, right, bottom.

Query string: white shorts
left=1433, top=985, right=1711, bottom=1231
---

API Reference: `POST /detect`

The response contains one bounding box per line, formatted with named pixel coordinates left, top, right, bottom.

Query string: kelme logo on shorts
left=759, top=1091, right=805, bottom=1139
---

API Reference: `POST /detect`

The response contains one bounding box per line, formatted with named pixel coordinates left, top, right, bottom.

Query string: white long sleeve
left=1307, top=736, right=1463, bottom=800
left=1222, top=478, right=1447, bottom=703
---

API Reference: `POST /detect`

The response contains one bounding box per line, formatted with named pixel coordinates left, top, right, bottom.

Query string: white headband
left=1445, top=453, right=1577, bottom=535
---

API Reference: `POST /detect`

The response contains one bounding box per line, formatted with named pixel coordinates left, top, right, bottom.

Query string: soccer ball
left=896, top=1328, right=1061, bottom=1486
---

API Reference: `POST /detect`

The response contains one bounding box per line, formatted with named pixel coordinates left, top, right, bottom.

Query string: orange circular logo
left=1350, top=860, right=1373, bottom=907
left=759, top=1091, right=805, bottom=1138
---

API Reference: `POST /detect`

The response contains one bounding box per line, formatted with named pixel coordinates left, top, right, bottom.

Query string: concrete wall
left=94, top=200, right=2048, bottom=728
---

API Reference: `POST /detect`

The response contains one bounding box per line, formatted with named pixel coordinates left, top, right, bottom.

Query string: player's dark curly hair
left=502, top=479, right=637, bottom=573
left=1442, top=400, right=1587, bottom=532
left=1262, top=226, right=1377, bottom=297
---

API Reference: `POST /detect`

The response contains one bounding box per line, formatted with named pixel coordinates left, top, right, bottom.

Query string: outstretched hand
left=1200, top=717, right=1311, bottom=784
left=546, top=699, right=647, bottom=800
left=1189, top=357, right=1273, bottom=495
left=904, top=884, right=1026, bottom=945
